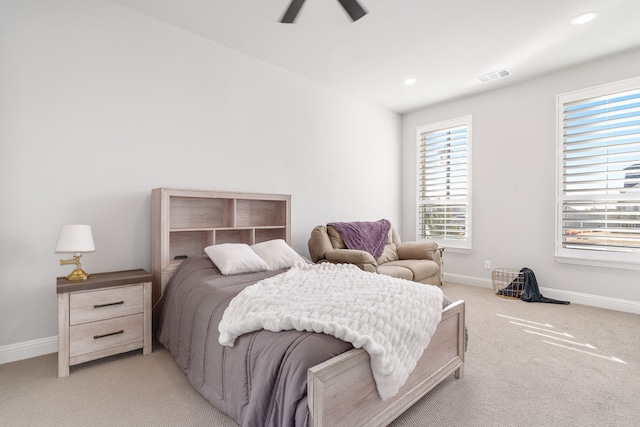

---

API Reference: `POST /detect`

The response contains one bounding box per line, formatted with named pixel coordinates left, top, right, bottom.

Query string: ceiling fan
left=280, top=0, right=368, bottom=23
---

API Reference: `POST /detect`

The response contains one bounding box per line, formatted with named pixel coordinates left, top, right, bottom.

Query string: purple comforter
left=156, top=256, right=353, bottom=427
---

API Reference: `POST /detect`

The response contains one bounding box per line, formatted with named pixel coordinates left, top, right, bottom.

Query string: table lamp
left=55, top=224, right=95, bottom=280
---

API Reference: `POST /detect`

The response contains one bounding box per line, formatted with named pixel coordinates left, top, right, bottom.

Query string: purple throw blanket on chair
left=328, top=219, right=391, bottom=259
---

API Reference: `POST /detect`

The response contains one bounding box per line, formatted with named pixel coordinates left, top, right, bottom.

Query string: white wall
left=0, top=0, right=401, bottom=359
left=402, top=47, right=640, bottom=310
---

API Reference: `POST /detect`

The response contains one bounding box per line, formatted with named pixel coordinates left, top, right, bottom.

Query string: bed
left=151, top=188, right=465, bottom=427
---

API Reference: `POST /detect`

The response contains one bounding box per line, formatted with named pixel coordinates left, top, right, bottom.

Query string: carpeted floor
left=1, top=282, right=638, bottom=426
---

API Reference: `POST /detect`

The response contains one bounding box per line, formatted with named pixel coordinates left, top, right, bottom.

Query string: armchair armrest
left=308, top=225, right=334, bottom=263
left=396, top=241, right=440, bottom=261
left=324, top=249, right=377, bottom=269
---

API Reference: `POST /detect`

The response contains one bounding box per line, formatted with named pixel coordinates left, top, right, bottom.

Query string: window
left=417, top=116, right=472, bottom=251
left=556, top=77, right=640, bottom=269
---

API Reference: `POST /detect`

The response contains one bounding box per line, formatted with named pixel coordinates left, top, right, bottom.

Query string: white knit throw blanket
left=218, top=263, right=444, bottom=400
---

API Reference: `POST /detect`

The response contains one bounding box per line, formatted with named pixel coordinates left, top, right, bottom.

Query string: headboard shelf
left=151, top=188, right=291, bottom=311
left=169, top=225, right=287, bottom=231
left=169, top=197, right=234, bottom=229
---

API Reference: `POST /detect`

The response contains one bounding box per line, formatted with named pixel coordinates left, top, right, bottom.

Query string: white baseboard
left=0, top=335, right=57, bottom=365
left=444, top=272, right=493, bottom=289
left=444, top=273, right=640, bottom=314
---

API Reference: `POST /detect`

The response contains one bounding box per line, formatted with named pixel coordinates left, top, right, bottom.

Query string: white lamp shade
left=55, top=224, right=96, bottom=253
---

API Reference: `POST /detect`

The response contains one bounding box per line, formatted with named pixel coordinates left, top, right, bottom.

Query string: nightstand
left=57, top=269, right=152, bottom=377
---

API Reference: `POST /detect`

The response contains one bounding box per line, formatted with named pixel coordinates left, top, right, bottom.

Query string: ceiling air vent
left=476, top=68, right=512, bottom=83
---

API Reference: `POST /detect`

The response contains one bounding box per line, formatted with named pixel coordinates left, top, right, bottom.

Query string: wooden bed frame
left=151, top=188, right=465, bottom=427
left=308, top=300, right=464, bottom=426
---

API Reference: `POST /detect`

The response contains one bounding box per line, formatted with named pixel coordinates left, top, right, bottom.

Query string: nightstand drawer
left=69, top=313, right=143, bottom=358
left=70, top=284, right=143, bottom=325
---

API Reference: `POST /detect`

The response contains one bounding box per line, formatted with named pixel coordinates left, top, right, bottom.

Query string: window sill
left=555, top=254, right=640, bottom=271
left=440, top=245, right=472, bottom=254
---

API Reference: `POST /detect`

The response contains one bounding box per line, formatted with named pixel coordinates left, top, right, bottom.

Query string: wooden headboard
left=151, top=188, right=291, bottom=311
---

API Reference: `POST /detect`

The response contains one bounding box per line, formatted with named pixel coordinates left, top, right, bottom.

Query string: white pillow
left=251, top=239, right=306, bottom=271
left=204, top=243, right=269, bottom=275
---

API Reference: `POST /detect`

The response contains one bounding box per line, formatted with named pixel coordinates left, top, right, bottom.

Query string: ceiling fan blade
left=337, top=0, right=367, bottom=21
left=280, top=0, right=306, bottom=23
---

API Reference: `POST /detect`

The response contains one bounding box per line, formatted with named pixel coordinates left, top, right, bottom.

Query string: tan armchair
left=308, top=224, right=443, bottom=286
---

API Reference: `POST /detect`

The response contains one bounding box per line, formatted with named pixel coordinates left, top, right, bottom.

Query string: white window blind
left=556, top=77, right=640, bottom=267
left=417, top=116, right=471, bottom=250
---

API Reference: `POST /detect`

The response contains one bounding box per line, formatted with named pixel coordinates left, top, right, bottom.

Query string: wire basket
left=491, top=268, right=524, bottom=299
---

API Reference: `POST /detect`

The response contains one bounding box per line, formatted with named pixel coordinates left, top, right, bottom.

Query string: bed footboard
left=307, top=299, right=465, bottom=427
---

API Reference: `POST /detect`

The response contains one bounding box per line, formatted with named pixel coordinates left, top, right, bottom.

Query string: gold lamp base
left=60, top=254, right=90, bottom=281
left=65, top=268, right=90, bottom=281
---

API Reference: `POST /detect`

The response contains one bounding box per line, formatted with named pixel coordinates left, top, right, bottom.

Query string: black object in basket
left=491, top=268, right=525, bottom=299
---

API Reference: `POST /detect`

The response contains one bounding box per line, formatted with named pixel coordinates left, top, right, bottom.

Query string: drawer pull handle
left=94, top=330, right=124, bottom=340
left=93, top=301, right=124, bottom=308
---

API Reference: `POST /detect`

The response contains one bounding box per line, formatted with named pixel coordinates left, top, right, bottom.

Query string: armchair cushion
left=326, top=226, right=347, bottom=249
left=376, top=264, right=414, bottom=281
left=376, top=243, right=399, bottom=265
left=383, top=259, right=440, bottom=282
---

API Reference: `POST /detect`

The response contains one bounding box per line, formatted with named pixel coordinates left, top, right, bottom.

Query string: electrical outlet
left=484, top=260, right=491, bottom=270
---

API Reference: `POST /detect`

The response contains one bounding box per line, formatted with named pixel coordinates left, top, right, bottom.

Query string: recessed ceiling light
left=571, top=11, right=597, bottom=25
left=404, top=78, right=417, bottom=85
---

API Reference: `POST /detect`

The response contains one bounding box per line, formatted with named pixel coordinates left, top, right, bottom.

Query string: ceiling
left=107, top=0, right=640, bottom=113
